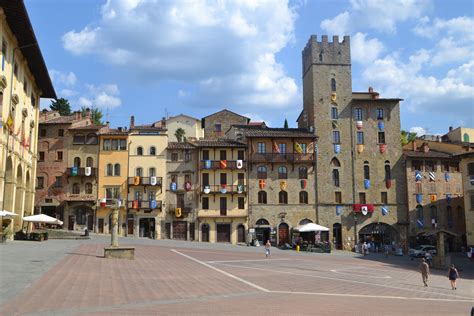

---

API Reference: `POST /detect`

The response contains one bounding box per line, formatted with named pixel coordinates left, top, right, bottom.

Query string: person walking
left=362, top=242, right=368, bottom=256
left=448, top=264, right=459, bottom=290
left=419, top=258, right=430, bottom=287
left=265, top=240, right=271, bottom=258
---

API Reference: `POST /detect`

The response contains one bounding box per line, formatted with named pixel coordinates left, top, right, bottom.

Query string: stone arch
left=358, top=222, right=398, bottom=245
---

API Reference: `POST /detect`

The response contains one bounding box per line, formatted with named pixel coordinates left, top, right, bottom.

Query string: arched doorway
left=74, top=205, right=94, bottom=231
left=255, top=218, right=271, bottom=244
left=359, top=222, right=398, bottom=249
left=201, top=223, right=210, bottom=242
left=278, top=222, right=289, bottom=246
left=237, top=224, right=246, bottom=243
left=333, top=223, right=342, bottom=250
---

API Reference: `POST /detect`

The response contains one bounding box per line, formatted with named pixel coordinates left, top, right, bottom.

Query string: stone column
left=111, top=207, right=119, bottom=247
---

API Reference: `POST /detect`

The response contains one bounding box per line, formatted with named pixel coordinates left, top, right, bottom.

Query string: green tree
left=284, top=118, right=288, bottom=129
left=401, top=130, right=417, bottom=145
left=81, top=106, right=104, bottom=125
left=175, top=128, right=186, bottom=142
left=49, top=98, right=71, bottom=116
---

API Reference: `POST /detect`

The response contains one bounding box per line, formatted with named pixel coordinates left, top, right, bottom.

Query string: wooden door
left=68, top=216, right=74, bottom=230
left=189, top=223, right=195, bottom=241
left=216, top=224, right=231, bottom=243
left=127, top=219, right=134, bottom=235
left=220, top=197, right=227, bottom=216
left=237, top=225, right=245, bottom=243
left=173, top=221, right=187, bottom=240
left=98, top=218, right=104, bottom=233
left=202, top=224, right=209, bottom=242
left=278, top=223, right=289, bottom=246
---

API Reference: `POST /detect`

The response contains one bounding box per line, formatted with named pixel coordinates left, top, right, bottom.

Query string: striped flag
left=294, top=142, right=303, bottom=154
left=307, top=142, right=314, bottom=153
left=429, top=171, right=435, bottom=181
left=273, top=141, right=280, bottom=153
left=417, top=219, right=424, bottom=228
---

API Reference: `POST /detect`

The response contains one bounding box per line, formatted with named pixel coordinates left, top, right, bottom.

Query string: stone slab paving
left=1, top=236, right=473, bottom=315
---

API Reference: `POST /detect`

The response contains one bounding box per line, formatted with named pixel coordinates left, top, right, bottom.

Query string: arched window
left=416, top=205, right=423, bottom=221
left=136, top=167, right=143, bottom=177
left=72, top=183, right=80, bottom=194
left=384, top=160, right=391, bottom=180
left=319, top=52, right=323, bottom=62
left=86, top=133, right=98, bottom=145
left=299, top=166, right=308, bottom=179
left=106, top=163, right=113, bottom=176
left=86, top=157, right=93, bottom=168
left=149, top=167, right=156, bottom=177
left=331, top=78, right=336, bottom=92
left=257, top=166, right=267, bottom=179
left=137, top=146, right=143, bottom=156
left=299, top=191, right=308, bottom=204
left=114, top=163, right=121, bottom=176
left=73, top=133, right=85, bottom=144
left=278, top=166, right=287, bottom=179
left=85, top=182, right=93, bottom=194
left=430, top=206, right=437, bottom=223
left=74, top=157, right=81, bottom=168
left=463, top=133, right=470, bottom=142
left=330, top=157, right=340, bottom=167
left=363, top=161, right=370, bottom=180
left=279, top=191, right=288, bottom=204
left=256, top=218, right=270, bottom=226
left=447, top=206, right=453, bottom=228
left=149, top=146, right=156, bottom=155
left=332, top=169, right=340, bottom=187
left=258, top=191, right=267, bottom=204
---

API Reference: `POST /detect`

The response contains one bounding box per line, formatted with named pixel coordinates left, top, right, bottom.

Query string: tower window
left=377, top=108, right=384, bottom=120
left=363, top=161, right=370, bottom=180
left=319, top=53, right=323, bottom=62
left=357, top=132, right=364, bottom=144
left=331, top=78, right=336, bottom=92
left=378, top=132, right=385, bottom=144
left=332, top=131, right=341, bottom=144
left=331, top=107, right=338, bottom=120
left=354, top=108, right=363, bottom=121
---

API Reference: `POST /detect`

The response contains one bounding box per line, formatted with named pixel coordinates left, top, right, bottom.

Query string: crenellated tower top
left=302, top=35, right=351, bottom=77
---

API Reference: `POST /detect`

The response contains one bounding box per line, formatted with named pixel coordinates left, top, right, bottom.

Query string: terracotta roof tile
left=167, top=142, right=196, bottom=149
left=192, top=139, right=247, bottom=148
left=403, top=149, right=453, bottom=159
left=233, top=126, right=316, bottom=138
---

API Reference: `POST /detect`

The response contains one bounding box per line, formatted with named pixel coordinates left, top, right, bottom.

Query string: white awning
left=294, top=223, right=329, bottom=232
left=0, top=210, right=18, bottom=217
left=23, top=214, right=63, bottom=225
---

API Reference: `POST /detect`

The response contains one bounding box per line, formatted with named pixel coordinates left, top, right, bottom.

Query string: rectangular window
left=335, top=191, right=342, bottom=203
left=359, top=192, right=366, bottom=204
left=184, top=151, right=192, bottom=162
left=215, top=124, right=222, bottom=132
left=202, top=150, right=209, bottom=161
left=278, top=143, right=286, bottom=154
left=412, top=160, right=423, bottom=171
left=40, top=129, right=46, bottom=137
left=237, top=150, right=244, bottom=160
left=450, top=162, right=460, bottom=172
left=258, top=142, right=266, bottom=153
left=238, top=197, right=245, bottom=209
left=238, top=173, right=244, bottom=185
left=376, top=108, right=384, bottom=120
left=220, top=150, right=227, bottom=160
left=58, top=129, right=64, bottom=137
left=119, top=139, right=127, bottom=150
left=105, top=187, right=120, bottom=199
left=356, top=131, right=364, bottom=145
left=425, top=161, right=436, bottom=172
left=378, top=131, right=385, bottom=144
left=56, top=151, right=63, bottom=161
left=103, top=139, right=111, bottom=150
left=38, top=151, right=45, bottom=161
left=220, top=173, right=227, bottom=185
left=381, top=192, right=388, bottom=204
left=332, top=131, right=341, bottom=144
left=55, top=176, right=62, bottom=188
left=111, top=139, right=118, bottom=150
left=354, top=108, right=363, bottom=121
left=202, top=197, right=209, bottom=210
left=202, top=173, right=209, bottom=186
left=36, top=177, right=44, bottom=189
left=220, top=197, right=227, bottom=216
left=331, top=107, right=338, bottom=120
left=171, top=152, right=178, bottom=161
left=442, top=161, right=449, bottom=172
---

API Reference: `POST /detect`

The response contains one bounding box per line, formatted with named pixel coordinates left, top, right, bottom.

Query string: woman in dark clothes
left=448, top=264, right=460, bottom=290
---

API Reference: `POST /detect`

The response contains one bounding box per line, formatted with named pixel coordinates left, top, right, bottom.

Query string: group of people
left=419, top=258, right=460, bottom=290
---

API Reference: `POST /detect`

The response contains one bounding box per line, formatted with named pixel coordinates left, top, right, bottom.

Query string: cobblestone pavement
left=1, top=236, right=473, bottom=315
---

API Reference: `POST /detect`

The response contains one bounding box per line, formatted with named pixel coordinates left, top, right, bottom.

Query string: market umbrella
left=294, top=223, right=329, bottom=232
left=23, top=214, right=63, bottom=225
left=0, top=210, right=18, bottom=217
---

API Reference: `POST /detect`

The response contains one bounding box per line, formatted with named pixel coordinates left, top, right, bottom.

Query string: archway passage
left=359, top=222, right=398, bottom=250
left=74, top=205, right=94, bottom=231
left=255, top=218, right=271, bottom=244
left=237, top=224, right=245, bottom=243
left=278, top=222, right=289, bottom=246
left=333, top=223, right=342, bottom=250
left=201, top=224, right=210, bottom=242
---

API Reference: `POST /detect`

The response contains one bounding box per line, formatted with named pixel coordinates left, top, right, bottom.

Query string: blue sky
left=26, top=0, right=473, bottom=135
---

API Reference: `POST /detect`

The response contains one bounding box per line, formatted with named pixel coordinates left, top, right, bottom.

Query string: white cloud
left=83, top=84, right=122, bottom=109
left=49, top=70, right=77, bottom=87
left=59, top=89, right=77, bottom=97
left=351, top=32, right=385, bottom=64
left=410, top=126, right=427, bottom=136
left=321, top=0, right=430, bottom=35
left=62, top=0, right=298, bottom=111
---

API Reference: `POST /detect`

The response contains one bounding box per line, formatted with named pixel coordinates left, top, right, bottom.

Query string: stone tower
left=300, top=35, right=408, bottom=251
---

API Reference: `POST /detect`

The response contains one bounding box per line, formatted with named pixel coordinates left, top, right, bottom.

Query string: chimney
left=368, top=86, right=373, bottom=93
left=106, top=121, right=110, bottom=128
left=118, top=127, right=123, bottom=132
left=421, top=142, right=429, bottom=153
left=449, top=126, right=453, bottom=132
left=86, top=107, right=91, bottom=118
left=75, top=111, right=81, bottom=120
left=161, top=117, right=166, bottom=128
left=412, top=139, right=417, bottom=151
left=130, top=116, right=135, bottom=128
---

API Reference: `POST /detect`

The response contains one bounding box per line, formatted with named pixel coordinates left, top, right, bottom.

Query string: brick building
left=458, top=152, right=474, bottom=246
left=298, top=35, right=407, bottom=251
left=201, top=109, right=249, bottom=138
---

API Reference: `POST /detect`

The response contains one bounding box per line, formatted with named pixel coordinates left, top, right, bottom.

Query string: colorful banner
left=444, top=172, right=451, bottom=182
left=356, top=121, right=363, bottom=130
left=220, top=184, right=227, bottom=194
left=170, top=182, right=177, bottom=191
left=203, top=186, right=211, bottom=194
left=300, top=179, right=307, bottom=189
left=415, top=170, right=422, bottom=181
left=294, top=142, right=303, bottom=154
left=430, top=194, right=437, bottom=202
left=72, top=166, right=78, bottom=176
left=336, top=205, right=343, bottom=216
left=416, top=194, right=423, bottom=204
left=237, top=184, right=244, bottom=194
left=236, top=160, right=243, bottom=169
left=150, top=176, right=157, bottom=186
left=385, top=179, right=392, bottom=189
left=204, top=160, right=211, bottom=169
left=220, top=160, right=227, bottom=169
left=429, top=171, right=435, bottom=181
left=85, top=167, right=91, bottom=176
left=175, top=208, right=182, bottom=218
left=378, top=121, right=385, bottom=130
left=356, top=144, right=365, bottom=153
left=334, top=144, right=341, bottom=154
left=259, top=179, right=265, bottom=189
left=381, top=206, right=389, bottom=216
left=134, top=176, right=140, bottom=185
left=150, top=200, right=157, bottom=209
left=379, top=144, right=386, bottom=153
left=280, top=181, right=287, bottom=190
left=352, top=204, right=375, bottom=214
left=364, top=179, right=371, bottom=189
left=417, top=219, right=424, bottom=228
left=185, top=181, right=192, bottom=191
left=273, top=141, right=280, bottom=153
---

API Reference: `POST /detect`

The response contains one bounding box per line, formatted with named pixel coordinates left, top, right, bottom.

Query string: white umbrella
left=0, top=210, right=18, bottom=217
left=294, top=223, right=329, bottom=232
left=23, top=214, right=63, bottom=225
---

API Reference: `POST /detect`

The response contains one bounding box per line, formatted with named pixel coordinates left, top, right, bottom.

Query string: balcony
left=168, top=204, right=193, bottom=214
left=128, top=176, right=163, bottom=187
left=127, top=199, right=163, bottom=211
left=197, top=208, right=248, bottom=218
left=64, top=193, right=96, bottom=201
left=199, top=160, right=247, bottom=170
left=199, top=184, right=247, bottom=194
left=249, top=153, right=314, bottom=163
left=66, top=167, right=97, bottom=177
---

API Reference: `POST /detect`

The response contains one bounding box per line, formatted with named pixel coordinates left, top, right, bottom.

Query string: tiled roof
left=99, top=129, right=128, bottom=136
left=192, top=139, right=247, bottom=148
left=69, top=125, right=106, bottom=130
left=233, top=126, right=316, bottom=138
left=40, top=115, right=78, bottom=124
left=167, top=142, right=196, bottom=149
left=403, top=149, right=453, bottom=159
